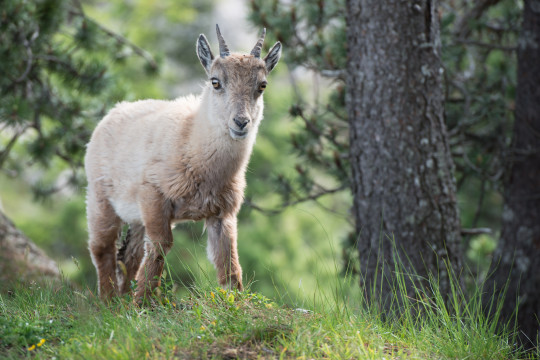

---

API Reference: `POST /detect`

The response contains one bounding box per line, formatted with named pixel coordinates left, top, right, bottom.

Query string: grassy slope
left=1, top=274, right=536, bottom=360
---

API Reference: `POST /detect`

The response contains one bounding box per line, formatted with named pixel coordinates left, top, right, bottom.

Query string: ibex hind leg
left=87, top=190, right=122, bottom=299
left=117, top=223, right=146, bottom=295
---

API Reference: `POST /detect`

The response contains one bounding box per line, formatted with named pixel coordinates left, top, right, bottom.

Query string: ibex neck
left=188, top=91, right=256, bottom=180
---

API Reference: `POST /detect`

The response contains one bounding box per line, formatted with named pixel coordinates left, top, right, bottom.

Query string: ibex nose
left=233, top=117, right=250, bottom=130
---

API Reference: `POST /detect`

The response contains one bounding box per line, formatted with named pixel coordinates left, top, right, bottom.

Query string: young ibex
left=85, top=25, right=281, bottom=302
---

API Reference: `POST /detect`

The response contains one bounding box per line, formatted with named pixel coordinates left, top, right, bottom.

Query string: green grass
left=1, top=267, right=537, bottom=360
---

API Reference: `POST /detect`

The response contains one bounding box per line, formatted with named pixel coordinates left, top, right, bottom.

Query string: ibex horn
left=250, top=28, right=266, bottom=58
left=216, top=24, right=230, bottom=58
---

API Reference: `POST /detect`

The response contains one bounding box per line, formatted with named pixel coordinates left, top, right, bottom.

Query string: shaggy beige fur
left=85, top=27, right=281, bottom=302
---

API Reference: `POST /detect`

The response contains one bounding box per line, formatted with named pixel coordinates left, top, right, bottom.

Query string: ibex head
left=196, top=25, right=282, bottom=140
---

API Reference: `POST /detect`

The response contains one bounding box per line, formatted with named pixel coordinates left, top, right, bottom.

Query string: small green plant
left=0, top=317, right=49, bottom=352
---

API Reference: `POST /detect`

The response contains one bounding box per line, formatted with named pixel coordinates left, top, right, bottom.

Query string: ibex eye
left=258, top=82, right=267, bottom=93
left=211, top=78, right=221, bottom=90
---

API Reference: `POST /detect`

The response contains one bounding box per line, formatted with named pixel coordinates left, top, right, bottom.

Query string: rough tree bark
left=0, top=209, right=60, bottom=286
left=485, top=0, right=540, bottom=346
left=345, top=0, right=463, bottom=304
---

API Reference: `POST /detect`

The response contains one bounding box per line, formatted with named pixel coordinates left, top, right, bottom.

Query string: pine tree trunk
left=345, top=0, right=463, bottom=304
left=0, top=209, right=60, bottom=286
left=485, top=0, right=540, bottom=346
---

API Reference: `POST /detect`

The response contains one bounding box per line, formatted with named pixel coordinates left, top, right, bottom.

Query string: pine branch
left=14, top=37, right=35, bottom=83
left=70, top=0, right=158, bottom=71
left=320, top=69, right=345, bottom=80
left=244, top=185, right=348, bottom=216
left=453, top=0, right=503, bottom=39
left=0, top=126, right=28, bottom=169
left=455, top=38, right=516, bottom=52
left=298, top=112, right=343, bottom=150
left=460, top=228, right=492, bottom=236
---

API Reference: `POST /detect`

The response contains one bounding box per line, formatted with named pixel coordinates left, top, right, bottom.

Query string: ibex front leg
left=206, top=216, right=243, bottom=291
left=134, top=185, right=173, bottom=304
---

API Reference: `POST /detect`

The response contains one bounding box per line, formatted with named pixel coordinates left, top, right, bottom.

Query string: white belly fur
left=109, top=198, right=142, bottom=224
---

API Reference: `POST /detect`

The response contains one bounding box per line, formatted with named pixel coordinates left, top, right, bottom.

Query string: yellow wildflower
left=210, top=292, right=215, bottom=300
left=28, top=345, right=36, bottom=351
left=37, top=338, right=46, bottom=347
left=200, top=326, right=206, bottom=331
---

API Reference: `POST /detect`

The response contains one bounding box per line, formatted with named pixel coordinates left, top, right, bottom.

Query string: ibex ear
left=197, top=34, right=214, bottom=74
left=264, top=42, right=282, bottom=73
